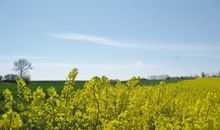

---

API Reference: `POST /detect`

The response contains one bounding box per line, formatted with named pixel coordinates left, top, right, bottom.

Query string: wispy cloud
left=34, top=62, right=161, bottom=70
left=31, top=62, right=162, bottom=80
left=48, top=32, right=220, bottom=53
left=48, top=32, right=140, bottom=48
left=0, top=56, right=58, bottom=60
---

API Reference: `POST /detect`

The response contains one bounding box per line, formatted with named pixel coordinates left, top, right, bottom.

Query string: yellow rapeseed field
left=0, top=68, right=219, bottom=129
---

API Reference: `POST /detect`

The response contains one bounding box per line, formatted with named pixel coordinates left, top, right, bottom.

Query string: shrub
left=0, top=75, right=3, bottom=81
left=4, top=74, right=18, bottom=82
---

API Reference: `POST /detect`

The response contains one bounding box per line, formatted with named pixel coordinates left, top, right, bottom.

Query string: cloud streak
left=0, top=56, right=58, bottom=60
left=49, top=32, right=141, bottom=48
left=30, top=62, right=163, bottom=80
left=49, top=32, right=220, bottom=53
left=34, top=62, right=161, bottom=69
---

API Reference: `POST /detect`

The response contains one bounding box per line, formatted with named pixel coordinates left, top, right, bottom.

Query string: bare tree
left=13, top=59, right=33, bottom=77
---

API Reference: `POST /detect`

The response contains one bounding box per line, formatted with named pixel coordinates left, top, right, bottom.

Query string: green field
left=0, top=79, right=180, bottom=110
left=0, top=78, right=181, bottom=108
left=0, top=81, right=86, bottom=95
left=0, top=79, right=181, bottom=96
left=0, top=79, right=181, bottom=109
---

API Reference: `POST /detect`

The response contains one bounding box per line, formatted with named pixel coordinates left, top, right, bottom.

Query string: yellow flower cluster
left=0, top=68, right=219, bottom=129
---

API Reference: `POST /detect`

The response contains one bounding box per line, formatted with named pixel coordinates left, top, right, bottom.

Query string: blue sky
left=0, top=0, right=220, bottom=80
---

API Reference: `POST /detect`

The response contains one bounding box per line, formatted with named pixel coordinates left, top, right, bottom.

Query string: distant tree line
left=201, top=71, right=220, bottom=78
left=142, top=75, right=197, bottom=80
left=141, top=71, right=220, bottom=81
